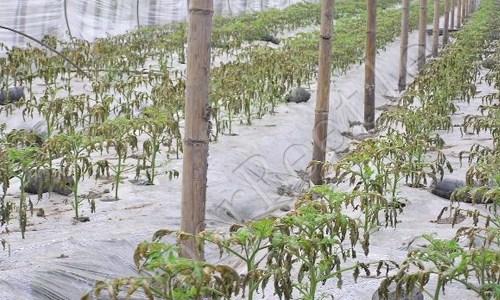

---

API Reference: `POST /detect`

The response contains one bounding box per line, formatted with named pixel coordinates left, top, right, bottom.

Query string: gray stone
left=24, top=169, right=74, bottom=197
left=285, top=87, right=311, bottom=103
left=430, top=178, right=465, bottom=199
left=260, top=34, right=280, bottom=45
left=430, top=178, right=490, bottom=203
left=0, top=87, right=24, bottom=105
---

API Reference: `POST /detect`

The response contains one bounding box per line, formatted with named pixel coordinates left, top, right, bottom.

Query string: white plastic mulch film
left=1, top=0, right=311, bottom=48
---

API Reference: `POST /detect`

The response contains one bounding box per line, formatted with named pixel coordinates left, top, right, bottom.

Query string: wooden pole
left=443, top=0, right=450, bottom=45
left=450, top=0, right=455, bottom=29
left=364, top=0, right=377, bottom=130
left=457, top=0, right=462, bottom=28
left=418, top=0, right=427, bottom=69
left=398, top=0, right=410, bottom=91
left=461, top=0, right=466, bottom=21
left=180, top=0, right=213, bottom=260
left=432, top=0, right=440, bottom=57
left=311, top=0, right=335, bottom=185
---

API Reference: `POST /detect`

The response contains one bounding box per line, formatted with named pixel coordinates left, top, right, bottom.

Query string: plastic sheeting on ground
left=0, top=0, right=317, bottom=48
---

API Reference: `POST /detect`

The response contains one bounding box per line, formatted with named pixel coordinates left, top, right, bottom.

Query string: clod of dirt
left=35, top=208, right=45, bottom=217
left=277, top=184, right=295, bottom=197
left=75, top=216, right=90, bottom=223
left=260, top=34, right=281, bottom=45
left=279, top=204, right=292, bottom=212
left=430, top=178, right=491, bottom=203
left=24, top=169, right=74, bottom=198
left=285, top=87, right=311, bottom=103
left=430, top=178, right=465, bottom=199
left=0, top=86, right=24, bottom=105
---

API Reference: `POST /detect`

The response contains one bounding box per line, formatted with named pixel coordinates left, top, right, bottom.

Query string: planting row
left=84, top=2, right=500, bottom=300
left=0, top=0, right=409, bottom=241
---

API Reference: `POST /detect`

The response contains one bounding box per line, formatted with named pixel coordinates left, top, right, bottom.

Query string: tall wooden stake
left=443, top=0, right=450, bottom=45
left=418, top=0, right=427, bottom=69
left=457, top=0, right=462, bottom=28
left=180, top=0, right=213, bottom=260
left=432, top=0, right=440, bottom=57
left=311, top=0, right=335, bottom=185
left=461, top=0, right=466, bottom=21
left=450, top=0, right=455, bottom=29
left=364, top=0, right=377, bottom=130
left=398, top=0, right=410, bottom=91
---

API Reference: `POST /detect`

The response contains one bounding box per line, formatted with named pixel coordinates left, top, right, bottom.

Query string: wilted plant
left=91, top=117, right=138, bottom=200
left=44, top=133, right=100, bottom=220
left=83, top=242, right=241, bottom=300
left=380, top=212, right=499, bottom=300
left=7, top=147, right=43, bottom=238
left=269, top=187, right=366, bottom=300
left=135, top=106, right=179, bottom=185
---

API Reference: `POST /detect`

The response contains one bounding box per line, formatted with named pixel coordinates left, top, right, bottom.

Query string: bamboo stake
left=457, top=0, right=462, bottom=28
left=450, top=0, right=455, bottom=29
left=311, top=0, right=335, bottom=185
left=398, top=0, right=410, bottom=91
left=432, top=0, right=440, bottom=57
left=418, top=0, right=427, bottom=69
left=461, top=0, right=466, bottom=21
left=180, top=0, right=213, bottom=260
left=364, top=0, right=377, bottom=130
left=443, top=0, right=450, bottom=45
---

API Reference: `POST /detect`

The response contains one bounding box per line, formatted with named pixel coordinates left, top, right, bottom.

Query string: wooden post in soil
left=456, top=0, right=462, bottom=28
left=180, top=0, right=213, bottom=260
left=418, top=0, right=427, bottom=69
left=450, top=0, right=455, bottom=29
left=443, top=0, right=450, bottom=45
left=364, top=0, right=377, bottom=130
left=461, top=0, right=466, bottom=21
left=398, top=0, right=410, bottom=91
left=311, top=0, right=335, bottom=185
left=432, top=0, right=440, bottom=57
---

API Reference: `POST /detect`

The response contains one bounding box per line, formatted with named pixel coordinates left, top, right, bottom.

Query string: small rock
left=103, top=188, right=111, bottom=194
left=260, top=34, right=281, bottom=45
left=279, top=204, right=292, bottom=212
left=0, top=87, right=24, bottom=105
left=77, top=216, right=90, bottom=223
left=285, top=87, right=311, bottom=103
left=87, top=190, right=102, bottom=198
left=277, top=184, right=294, bottom=197
left=24, top=169, right=74, bottom=198
left=35, top=208, right=45, bottom=217
left=430, top=178, right=465, bottom=199
left=430, top=179, right=489, bottom=203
